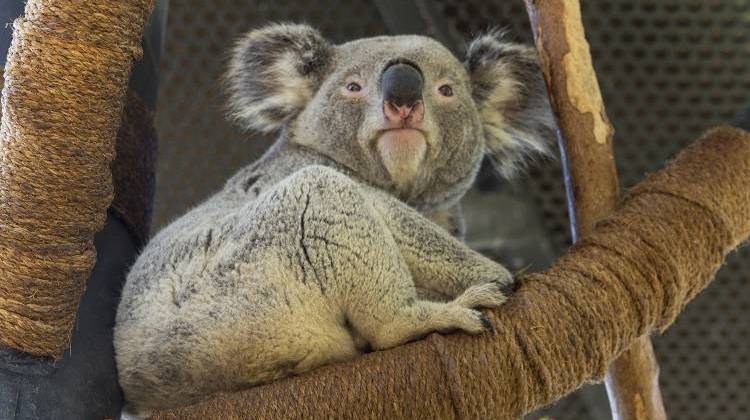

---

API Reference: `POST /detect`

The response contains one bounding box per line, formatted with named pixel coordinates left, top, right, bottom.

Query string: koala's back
left=114, top=152, right=388, bottom=412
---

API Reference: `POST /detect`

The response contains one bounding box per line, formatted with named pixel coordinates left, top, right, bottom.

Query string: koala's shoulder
left=223, top=142, right=340, bottom=194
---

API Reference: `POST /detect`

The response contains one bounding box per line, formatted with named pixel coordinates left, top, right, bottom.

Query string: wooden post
left=523, top=1, right=667, bottom=419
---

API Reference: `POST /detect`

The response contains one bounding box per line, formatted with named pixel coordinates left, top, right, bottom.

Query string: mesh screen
left=154, top=1, right=750, bottom=418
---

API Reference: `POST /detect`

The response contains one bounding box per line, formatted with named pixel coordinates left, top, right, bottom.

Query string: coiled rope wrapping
left=154, top=126, right=750, bottom=419
left=0, top=0, right=155, bottom=357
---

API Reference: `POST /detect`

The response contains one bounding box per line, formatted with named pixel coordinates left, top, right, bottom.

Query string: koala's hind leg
left=370, top=195, right=514, bottom=300
left=336, top=219, right=496, bottom=351
left=340, top=238, right=497, bottom=350
left=280, top=166, right=494, bottom=351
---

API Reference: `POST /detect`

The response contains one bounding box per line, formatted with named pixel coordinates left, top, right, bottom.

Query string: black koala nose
left=381, top=62, right=424, bottom=108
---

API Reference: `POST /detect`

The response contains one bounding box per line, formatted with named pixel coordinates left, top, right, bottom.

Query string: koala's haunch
left=114, top=23, right=555, bottom=416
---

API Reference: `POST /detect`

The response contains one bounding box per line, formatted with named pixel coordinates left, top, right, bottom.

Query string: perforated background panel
left=154, top=1, right=750, bottom=419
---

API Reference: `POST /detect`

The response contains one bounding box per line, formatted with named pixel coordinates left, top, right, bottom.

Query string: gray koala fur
left=114, top=23, right=555, bottom=416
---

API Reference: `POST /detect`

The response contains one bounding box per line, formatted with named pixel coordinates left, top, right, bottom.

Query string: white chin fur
left=376, top=129, right=426, bottom=190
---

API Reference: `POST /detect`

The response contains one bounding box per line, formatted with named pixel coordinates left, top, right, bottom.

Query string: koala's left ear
left=225, top=23, right=333, bottom=133
left=465, top=30, right=557, bottom=178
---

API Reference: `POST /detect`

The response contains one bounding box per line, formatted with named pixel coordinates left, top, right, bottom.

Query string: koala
left=114, top=23, right=555, bottom=417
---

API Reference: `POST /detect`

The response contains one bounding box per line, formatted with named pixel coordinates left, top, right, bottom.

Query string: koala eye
left=346, top=82, right=362, bottom=92
left=438, top=84, right=454, bottom=97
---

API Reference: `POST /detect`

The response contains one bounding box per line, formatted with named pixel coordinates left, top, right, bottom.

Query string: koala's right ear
left=465, top=30, right=557, bottom=179
left=225, top=23, right=332, bottom=133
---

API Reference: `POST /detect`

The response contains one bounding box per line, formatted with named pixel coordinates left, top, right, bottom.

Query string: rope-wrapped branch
left=0, top=0, right=155, bottom=357
left=154, top=126, right=750, bottom=419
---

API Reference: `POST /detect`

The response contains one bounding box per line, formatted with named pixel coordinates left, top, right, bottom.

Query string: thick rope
left=153, top=126, right=750, bottom=419
left=0, top=0, right=155, bottom=357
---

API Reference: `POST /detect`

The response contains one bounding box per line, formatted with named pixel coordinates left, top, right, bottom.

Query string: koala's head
left=226, top=23, right=555, bottom=208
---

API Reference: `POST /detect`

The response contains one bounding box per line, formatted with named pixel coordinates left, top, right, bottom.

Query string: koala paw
left=438, top=308, right=494, bottom=335
left=453, top=282, right=507, bottom=309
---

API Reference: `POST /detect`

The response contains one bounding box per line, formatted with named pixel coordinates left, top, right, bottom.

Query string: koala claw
left=479, top=313, right=494, bottom=332
left=458, top=309, right=494, bottom=335
left=494, top=277, right=518, bottom=296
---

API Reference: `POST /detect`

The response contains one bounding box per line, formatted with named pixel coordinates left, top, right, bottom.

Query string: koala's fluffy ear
left=225, top=23, right=332, bottom=133
left=465, top=30, right=557, bottom=178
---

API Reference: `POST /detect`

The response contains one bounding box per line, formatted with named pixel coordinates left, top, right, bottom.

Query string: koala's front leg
left=372, top=196, right=514, bottom=300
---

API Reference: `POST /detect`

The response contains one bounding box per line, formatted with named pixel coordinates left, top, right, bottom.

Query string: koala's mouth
left=375, top=128, right=427, bottom=191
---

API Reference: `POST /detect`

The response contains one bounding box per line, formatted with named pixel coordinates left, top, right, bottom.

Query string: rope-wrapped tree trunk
left=0, top=0, right=155, bottom=357
left=523, top=1, right=667, bottom=419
